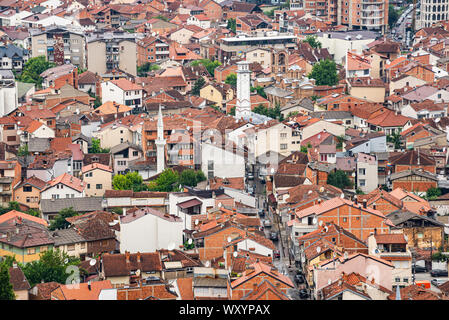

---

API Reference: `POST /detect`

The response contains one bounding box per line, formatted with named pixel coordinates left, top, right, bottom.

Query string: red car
left=273, top=250, right=280, bottom=259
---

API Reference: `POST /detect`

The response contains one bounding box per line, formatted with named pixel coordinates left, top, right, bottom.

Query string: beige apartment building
left=82, top=163, right=113, bottom=197
left=30, top=26, right=86, bottom=69
left=87, top=32, right=139, bottom=77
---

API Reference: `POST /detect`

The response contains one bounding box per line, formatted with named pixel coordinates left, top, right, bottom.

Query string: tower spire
left=155, top=104, right=166, bottom=174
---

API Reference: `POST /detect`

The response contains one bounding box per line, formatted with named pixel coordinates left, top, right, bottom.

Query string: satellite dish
left=332, top=252, right=337, bottom=258
left=64, top=258, right=69, bottom=264
left=324, top=225, right=328, bottom=232
left=89, top=259, right=97, bottom=266
left=205, top=261, right=210, bottom=267
left=319, top=187, right=324, bottom=193
left=136, top=269, right=141, bottom=277
left=375, top=248, right=380, bottom=254
left=168, top=242, right=176, bottom=251
left=233, top=251, right=238, bottom=258
left=352, top=172, right=356, bottom=177
left=312, top=217, right=318, bottom=225
left=316, top=246, right=321, bottom=253
left=328, top=279, right=332, bottom=285
left=218, top=202, right=222, bottom=208
left=318, top=220, right=323, bottom=227
left=340, top=193, right=344, bottom=198
left=188, top=238, right=193, bottom=245
left=195, top=219, right=199, bottom=225
left=227, top=236, right=232, bottom=243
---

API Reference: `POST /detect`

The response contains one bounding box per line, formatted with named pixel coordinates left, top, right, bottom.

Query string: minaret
left=155, top=105, right=166, bottom=174
left=235, top=60, right=251, bottom=119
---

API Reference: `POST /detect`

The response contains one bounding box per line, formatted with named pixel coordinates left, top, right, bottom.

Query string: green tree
left=327, top=170, right=352, bottom=190
left=287, top=111, right=299, bottom=118
left=387, top=133, right=402, bottom=150
left=155, top=15, right=168, bottom=21
left=252, top=103, right=284, bottom=121
left=49, top=207, right=78, bottom=231
left=16, top=56, right=56, bottom=87
left=7, top=201, right=20, bottom=212
left=179, top=169, right=207, bottom=187
left=265, top=9, right=275, bottom=18
left=229, top=106, right=236, bottom=116
left=192, top=77, right=205, bottom=96
left=426, top=187, right=442, bottom=200
left=88, top=138, right=110, bottom=154
left=304, top=35, right=322, bottom=49
left=227, top=18, right=236, bottom=33
left=17, top=144, right=28, bottom=156
left=191, top=59, right=221, bottom=76
left=94, top=96, right=102, bottom=108
left=112, top=172, right=148, bottom=192
left=308, top=59, right=338, bottom=86
left=225, top=73, right=237, bottom=86
left=0, top=261, right=15, bottom=300
left=137, top=62, right=160, bottom=77
left=26, top=209, right=41, bottom=217
left=336, top=135, right=345, bottom=150
left=388, top=4, right=400, bottom=28
left=251, top=86, right=267, bottom=99
left=21, top=249, right=80, bottom=287
left=148, top=169, right=180, bottom=192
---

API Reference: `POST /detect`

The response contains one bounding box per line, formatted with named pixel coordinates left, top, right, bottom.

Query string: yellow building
left=199, top=83, right=234, bottom=110
left=82, top=163, right=113, bottom=197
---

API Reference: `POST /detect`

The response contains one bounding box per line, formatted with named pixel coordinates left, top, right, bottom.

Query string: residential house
left=40, top=173, right=85, bottom=200
left=13, top=175, right=47, bottom=210
left=101, top=79, right=144, bottom=110
left=82, top=163, right=113, bottom=197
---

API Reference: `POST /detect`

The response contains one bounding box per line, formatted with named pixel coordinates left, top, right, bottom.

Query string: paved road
left=414, top=272, right=448, bottom=293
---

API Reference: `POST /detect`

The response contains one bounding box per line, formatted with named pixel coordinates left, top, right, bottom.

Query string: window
left=395, top=277, right=401, bottom=282
left=80, top=242, right=86, bottom=249
left=359, top=168, right=366, bottom=175
left=280, top=143, right=287, bottom=150
left=359, top=179, right=366, bottom=186
left=343, top=218, right=347, bottom=222
left=133, top=151, right=139, bottom=157
left=41, top=246, right=47, bottom=252
left=67, top=244, right=75, bottom=251
left=87, top=184, right=90, bottom=189
left=7, top=136, right=16, bottom=141
left=280, top=133, right=287, bottom=138
left=27, top=248, right=36, bottom=255
left=23, top=186, right=32, bottom=192
left=96, top=184, right=102, bottom=190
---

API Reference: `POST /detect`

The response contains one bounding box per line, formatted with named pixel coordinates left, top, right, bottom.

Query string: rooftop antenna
left=89, top=259, right=97, bottom=266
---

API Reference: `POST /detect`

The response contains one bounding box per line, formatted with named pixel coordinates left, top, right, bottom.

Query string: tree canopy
left=16, top=56, right=56, bottom=87
left=307, top=59, right=339, bottom=86
left=0, top=201, right=40, bottom=218
left=250, top=86, right=267, bottom=99
left=21, top=249, right=80, bottom=287
left=49, top=207, right=78, bottom=231
left=137, top=62, right=160, bottom=77
left=227, top=18, right=236, bottom=33
left=148, top=169, right=180, bottom=192
left=225, top=73, right=237, bottom=86
left=327, top=170, right=352, bottom=190
left=0, top=259, right=14, bottom=300
left=426, top=187, right=442, bottom=200
left=304, top=35, right=322, bottom=49
left=112, top=171, right=149, bottom=192
left=192, top=77, right=205, bottom=96
left=88, top=138, right=110, bottom=154
left=191, top=59, right=221, bottom=76
left=252, top=103, right=284, bottom=121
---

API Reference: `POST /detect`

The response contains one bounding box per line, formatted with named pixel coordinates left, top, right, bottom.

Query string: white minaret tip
left=155, top=104, right=166, bottom=174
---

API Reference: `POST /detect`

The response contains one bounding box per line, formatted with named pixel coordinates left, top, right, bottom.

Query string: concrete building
left=30, top=26, right=86, bottom=69
left=0, top=70, right=17, bottom=117
left=87, top=31, right=141, bottom=77
left=356, top=152, right=378, bottom=193
left=418, top=0, right=449, bottom=28
left=101, top=79, right=143, bottom=109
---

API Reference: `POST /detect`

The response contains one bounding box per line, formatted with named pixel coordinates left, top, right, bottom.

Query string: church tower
left=155, top=105, right=166, bottom=174
left=235, top=60, right=251, bottom=119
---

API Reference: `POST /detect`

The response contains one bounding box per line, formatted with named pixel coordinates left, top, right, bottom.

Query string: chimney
left=88, top=281, right=91, bottom=291
left=373, top=203, right=377, bottom=210
left=374, top=228, right=377, bottom=235
left=137, top=251, right=141, bottom=263
left=362, top=199, right=367, bottom=209
left=354, top=196, right=358, bottom=205
left=125, top=251, right=130, bottom=264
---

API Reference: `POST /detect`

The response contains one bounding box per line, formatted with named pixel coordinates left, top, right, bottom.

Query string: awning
left=177, top=198, right=202, bottom=209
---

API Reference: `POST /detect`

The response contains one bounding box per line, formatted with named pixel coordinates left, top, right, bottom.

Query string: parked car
left=412, top=264, right=427, bottom=273
left=263, top=219, right=272, bottom=227
left=430, top=269, right=448, bottom=277
left=294, top=274, right=304, bottom=284
left=273, top=250, right=280, bottom=259
left=247, top=173, right=254, bottom=180
left=258, top=209, right=265, bottom=218
left=431, top=278, right=446, bottom=287
left=269, top=231, right=278, bottom=241
left=299, top=289, right=309, bottom=299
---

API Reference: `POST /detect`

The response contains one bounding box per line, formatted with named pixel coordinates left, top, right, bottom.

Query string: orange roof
left=176, top=278, right=194, bottom=300
left=231, top=261, right=294, bottom=289
left=386, top=56, right=408, bottom=69
left=53, top=280, right=112, bottom=300
left=25, top=120, right=44, bottom=133
left=110, top=79, right=143, bottom=91
left=81, top=163, right=113, bottom=173
left=0, top=210, right=48, bottom=226
left=45, top=173, right=85, bottom=193
left=96, top=101, right=132, bottom=115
